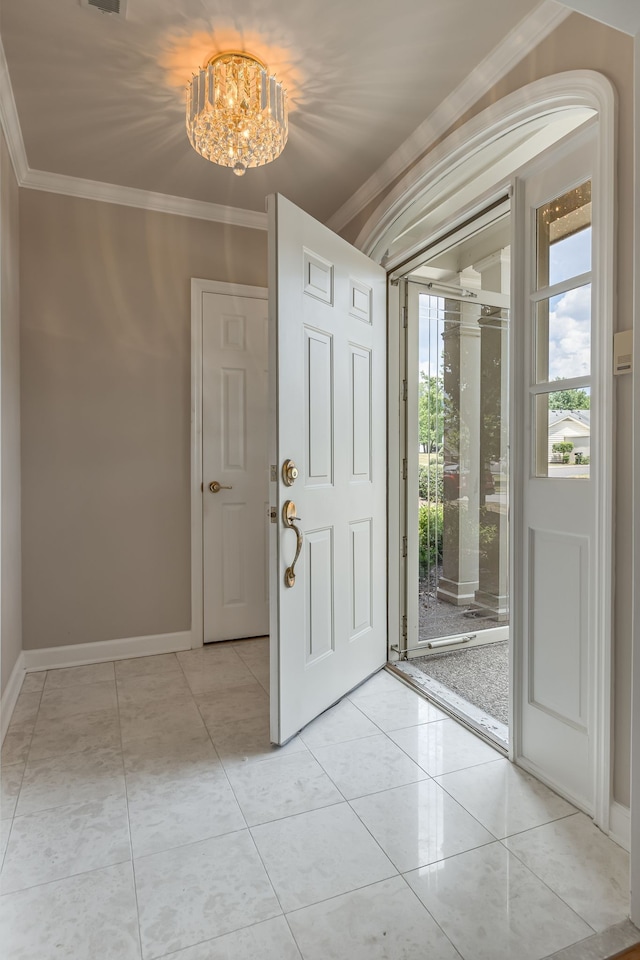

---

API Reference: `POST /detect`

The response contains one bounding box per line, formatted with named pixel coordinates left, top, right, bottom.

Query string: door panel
left=529, top=529, right=588, bottom=726
left=269, top=194, right=387, bottom=745
left=202, top=292, right=269, bottom=642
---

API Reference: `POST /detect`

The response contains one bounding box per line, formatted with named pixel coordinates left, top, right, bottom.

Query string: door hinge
left=401, top=305, right=408, bottom=328
left=402, top=458, right=407, bottom=480
left=402, top=615, right=408, bottom=639
left=401, top=380, right=407, bottom=402
left=402, top=535, right=408, bottom=558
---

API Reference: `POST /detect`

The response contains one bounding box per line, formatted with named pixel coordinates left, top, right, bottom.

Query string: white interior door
left=514, top=126, right=599, bottom=812
left=268, top=194, right=387, bottom=745
left=202, top=291, right=269, bottom=642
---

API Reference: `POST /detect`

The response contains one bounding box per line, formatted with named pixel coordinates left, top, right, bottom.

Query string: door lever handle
left=209, top=481, right=233, bottom=493
left=282, top=500, right=303, bottom=588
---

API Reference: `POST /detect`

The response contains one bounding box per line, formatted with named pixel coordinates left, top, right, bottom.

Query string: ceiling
left=2, top=0, right=560, bottom=224
left=560, top=0, right=640, bottom=34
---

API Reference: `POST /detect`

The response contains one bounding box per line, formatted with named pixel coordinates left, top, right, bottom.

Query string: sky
left=547, top=283, right=591, bottom=380
left=546, top=226, right=591, bottom=380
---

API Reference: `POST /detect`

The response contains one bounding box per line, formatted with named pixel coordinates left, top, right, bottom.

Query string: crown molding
left=0, top=35, right=28, bottom=182
left=0, top=35, right=266, bottom=231
left=326, top=0, right=572, bottom=236
left=19, top=168, right=267, bottom=230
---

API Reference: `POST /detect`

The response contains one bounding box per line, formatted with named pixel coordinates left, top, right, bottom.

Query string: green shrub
left=418, top=462, right=443, bottom=502
left=419, top=502, right=443, bottom=571
left=552, top=440, right=574, bottom=464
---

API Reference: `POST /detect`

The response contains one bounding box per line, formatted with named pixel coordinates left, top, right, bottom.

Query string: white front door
left=268, top=194, right=387, bottom=745
left=514, top=126, right=601, bottom=812
left=202, top=290, right=269, bottom=642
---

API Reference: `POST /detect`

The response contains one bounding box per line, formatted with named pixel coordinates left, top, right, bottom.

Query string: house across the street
left=548, top=409, right=591, bottom=462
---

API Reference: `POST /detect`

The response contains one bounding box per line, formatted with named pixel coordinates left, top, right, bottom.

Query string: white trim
left=327, top=0, right=571, bottom=236
left=357, top=71, right=612, bottom=265
left=386, top=280, right=402, bottom=662
left=0, top=36, right=266, bottom=232
left=1, top=652, right=26, bottom=743
left=0, top=36, right=28, bottom=183
left=510, top=176, right=526, bottom=768
left=630, top=27, right=640, bottom=928
left=190, top=279, right=268, bottom=650
left=610, top=800, right=631, bottom=852
left=20, top=169, right=267, bottom=231
left=590, top=74, right=616, bottom=838
left=22, top=631, right=192, bottom=672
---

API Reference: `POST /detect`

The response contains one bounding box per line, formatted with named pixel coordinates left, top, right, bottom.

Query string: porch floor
left=410, top=641, right=509, bottom=725
left=419, top=566, right=502, bottom=642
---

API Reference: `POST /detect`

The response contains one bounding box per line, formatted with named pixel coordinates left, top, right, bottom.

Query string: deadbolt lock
left=282, top=459, right=299, bottom=487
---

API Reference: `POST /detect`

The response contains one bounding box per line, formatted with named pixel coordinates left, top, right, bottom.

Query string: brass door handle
left=209, top=481, right=233, bottom=493
left=282, top=500, right=302, bottom=588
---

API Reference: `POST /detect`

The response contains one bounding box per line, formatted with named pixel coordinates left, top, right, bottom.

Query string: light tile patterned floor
left=0, top=639, right=634, bottom=960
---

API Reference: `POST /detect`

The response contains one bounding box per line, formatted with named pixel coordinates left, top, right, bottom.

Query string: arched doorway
left=360, top=70, right=615, bottom=831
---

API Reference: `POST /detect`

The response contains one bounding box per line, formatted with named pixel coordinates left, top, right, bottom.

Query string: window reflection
left=536, top=181, right=591, bottom=289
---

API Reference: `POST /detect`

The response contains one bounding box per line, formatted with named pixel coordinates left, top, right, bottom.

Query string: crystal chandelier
left=186, top=52, right=288, bottom=177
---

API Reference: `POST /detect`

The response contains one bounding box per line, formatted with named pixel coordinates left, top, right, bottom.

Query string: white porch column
left=437, top=291, right=481, bottom=605
left=474, top=249, right=510, bottom=619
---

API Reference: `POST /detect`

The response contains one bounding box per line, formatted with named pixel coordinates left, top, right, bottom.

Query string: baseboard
left=22, top=630, right=193, bottom=672
left=1, top=652, right=26, bottom=743
left=610, top=800, right=631, bottom=852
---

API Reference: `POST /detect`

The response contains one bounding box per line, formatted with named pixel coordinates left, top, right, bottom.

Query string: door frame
left=190, top=278, right=268, bottom=650
left=363, top=71, right=617, bottom=835
left=630, top=28, right=640, bottom=926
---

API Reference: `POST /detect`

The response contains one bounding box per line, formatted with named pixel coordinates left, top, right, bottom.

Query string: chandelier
left=186, top=52, right=288, bottom=177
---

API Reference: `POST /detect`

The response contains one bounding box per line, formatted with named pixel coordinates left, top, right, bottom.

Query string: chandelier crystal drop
left=186, top=52, right=288, bottom=176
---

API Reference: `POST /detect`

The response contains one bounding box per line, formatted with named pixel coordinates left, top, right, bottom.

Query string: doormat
left=410, top=641, right=508, bottom=725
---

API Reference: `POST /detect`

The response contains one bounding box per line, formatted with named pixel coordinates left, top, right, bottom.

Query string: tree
left=418, top=373, right=444, bottom=452
left=548, top=387, right=590, bottom=410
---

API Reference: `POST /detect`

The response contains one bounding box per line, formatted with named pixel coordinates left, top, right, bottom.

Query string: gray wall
left=341, top=13, right=635, bottom=807
left=20, top=192, right=267, bottom=650
left=1, top=128, right=22, bottom=695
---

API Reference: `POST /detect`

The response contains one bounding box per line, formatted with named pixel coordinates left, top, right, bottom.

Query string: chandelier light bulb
left=186, top=51, right=288, bottom=176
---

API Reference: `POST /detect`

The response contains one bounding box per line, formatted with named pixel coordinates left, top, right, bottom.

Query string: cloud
left=547, top=284, right=591, bottom=380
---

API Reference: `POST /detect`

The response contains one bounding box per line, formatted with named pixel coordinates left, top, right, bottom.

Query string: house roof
left=548, top=409, right=591, bottom=427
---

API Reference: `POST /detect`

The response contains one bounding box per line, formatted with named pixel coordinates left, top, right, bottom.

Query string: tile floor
left=0, top=638, right=634, bottom=960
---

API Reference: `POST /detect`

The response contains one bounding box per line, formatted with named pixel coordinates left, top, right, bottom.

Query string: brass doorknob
left=209, top=481, right=233, bottom=493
